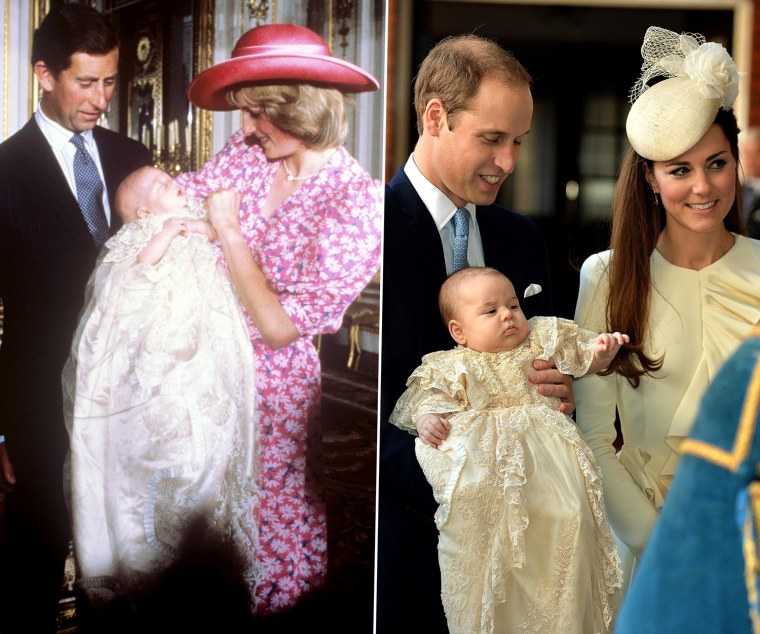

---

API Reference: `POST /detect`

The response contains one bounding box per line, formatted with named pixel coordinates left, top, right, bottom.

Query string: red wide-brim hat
left=188, top=23, right=379, bottom=111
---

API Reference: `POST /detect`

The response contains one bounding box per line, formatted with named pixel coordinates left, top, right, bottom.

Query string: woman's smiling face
left=646, top=123, right=737, bottom=237
left=240, top=107, right=303, bottom=160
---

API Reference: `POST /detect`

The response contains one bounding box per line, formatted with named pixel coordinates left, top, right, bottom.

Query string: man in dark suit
left=0, top=5, right=151, bottom=631
left=740, top=126, right=760, bottom=239
left=377, top=34, right=574, bottom=633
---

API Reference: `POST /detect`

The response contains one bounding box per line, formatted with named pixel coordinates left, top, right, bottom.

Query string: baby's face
left=451, top=274, right=529, bottom=353
left=139, top=168, right=187, bottom=215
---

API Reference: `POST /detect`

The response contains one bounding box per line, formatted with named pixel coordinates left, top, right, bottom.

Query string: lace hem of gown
left=432, top=407, right=622, bottom=634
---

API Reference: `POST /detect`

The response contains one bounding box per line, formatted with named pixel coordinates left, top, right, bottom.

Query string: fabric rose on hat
left=684, top=42, right=742, bottom=109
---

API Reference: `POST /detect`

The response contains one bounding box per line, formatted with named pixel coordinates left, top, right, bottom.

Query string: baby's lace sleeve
left=103, top=219, right=157, bottom=263
left=531, top=316, right=598, bottom=377
left=389, top=353, right=467, bottom=434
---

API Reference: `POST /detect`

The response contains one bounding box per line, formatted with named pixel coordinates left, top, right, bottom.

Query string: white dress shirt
left=404, top=154, right=485, bottom=275
left=35, top=104, right=113, bottom=225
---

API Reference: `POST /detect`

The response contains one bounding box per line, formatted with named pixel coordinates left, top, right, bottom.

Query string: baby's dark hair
left=438, top=266, right=510, bottom=325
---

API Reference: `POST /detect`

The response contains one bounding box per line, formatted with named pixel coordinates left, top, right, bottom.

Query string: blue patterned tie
left=70, top=133, right=109, bottom=246
left=450, top=207, right=470, bottom=272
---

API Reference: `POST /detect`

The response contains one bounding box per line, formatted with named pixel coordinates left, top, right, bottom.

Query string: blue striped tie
left=71, top=133, right=109, bottom=246
left=450, top=207, right=470, bottom=272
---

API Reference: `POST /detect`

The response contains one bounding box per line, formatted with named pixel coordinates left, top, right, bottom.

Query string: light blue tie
left=450, top=207, right=470, bottom=272
left=70, top=133, right=109, bottom=246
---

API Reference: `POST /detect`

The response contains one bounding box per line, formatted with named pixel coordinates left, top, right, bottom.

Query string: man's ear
left=423, top=98, right=447, bottom=137
left=33, top=61, right=55, bottom=93
left=136, top=207, right=152, bottom=219
left=448, top=319, right=466, bottom=345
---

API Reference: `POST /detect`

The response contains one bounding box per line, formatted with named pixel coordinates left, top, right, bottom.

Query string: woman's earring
left=653, top=191, right=659, bottom=206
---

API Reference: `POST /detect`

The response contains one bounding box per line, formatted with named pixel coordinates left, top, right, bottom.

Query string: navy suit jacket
left=0, top=118, right=151, bottom=556
left=377, top=166, right=555, bottom=633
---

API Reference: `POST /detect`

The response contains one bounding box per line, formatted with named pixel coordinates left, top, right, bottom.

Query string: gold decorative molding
left=116, top=0, right=215, bottom=171
left=193, top=0, right=214, bottom=168
left=332, top=0, right=356, bottom=59
left=28, top=0, right=49, bottom=117
left=246, top=0, right=269, bottom=25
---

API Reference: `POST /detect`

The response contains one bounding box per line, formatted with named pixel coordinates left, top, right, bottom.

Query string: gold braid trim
left=679, top=340, right=760, bottom=472
left=749, top=484, right=760, bottom=634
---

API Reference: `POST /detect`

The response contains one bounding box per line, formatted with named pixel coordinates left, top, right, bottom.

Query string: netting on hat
left=629, top=26, right=742, bottom=110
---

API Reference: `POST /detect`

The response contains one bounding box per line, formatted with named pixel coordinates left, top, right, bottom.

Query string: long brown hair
left=602, top=108, right=745, bottom=387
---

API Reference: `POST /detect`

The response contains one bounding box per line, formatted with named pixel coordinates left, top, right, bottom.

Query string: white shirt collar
left=35, top=102, right=96, bottom=153
left=403, top=153, right=475, bottom=230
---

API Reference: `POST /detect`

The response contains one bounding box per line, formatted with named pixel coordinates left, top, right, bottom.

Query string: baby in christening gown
left=63, top=166, right=260, bottom=616
left=390, top=266, right=625, bottom=634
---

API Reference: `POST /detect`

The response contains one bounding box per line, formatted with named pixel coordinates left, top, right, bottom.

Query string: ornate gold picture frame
left=113, top=0, right=214, bottom=173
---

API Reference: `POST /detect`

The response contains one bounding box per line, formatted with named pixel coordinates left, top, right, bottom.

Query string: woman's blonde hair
left=228, top=83, right=350, bottom=149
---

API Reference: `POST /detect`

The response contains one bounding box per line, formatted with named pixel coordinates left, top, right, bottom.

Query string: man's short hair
left=414, top=33, right=532, bottom=136
left=31, top=4, right=119, bottom=76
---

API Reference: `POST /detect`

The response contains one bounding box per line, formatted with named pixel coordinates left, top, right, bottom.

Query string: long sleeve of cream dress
left=574, top=235, right=760, bottom=564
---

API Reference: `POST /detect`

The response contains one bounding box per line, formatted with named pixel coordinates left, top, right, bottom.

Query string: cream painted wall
left=1, top=1, right=33, bottom=141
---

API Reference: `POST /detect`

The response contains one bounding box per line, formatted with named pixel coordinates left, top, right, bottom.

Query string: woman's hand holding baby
left=207, top=189, right=243, bottom=238
left=414, top=414, right=451, bottom=448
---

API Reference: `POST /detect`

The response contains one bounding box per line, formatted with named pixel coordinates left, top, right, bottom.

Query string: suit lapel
left=388, top=169, right=447, bottom=281
left=20, top=120, right=92, bottom=241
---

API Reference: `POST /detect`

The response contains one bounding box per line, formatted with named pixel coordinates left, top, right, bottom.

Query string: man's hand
left=528, top=358, right=576, bottom=415
left=0, top=442, right=16, bottom=493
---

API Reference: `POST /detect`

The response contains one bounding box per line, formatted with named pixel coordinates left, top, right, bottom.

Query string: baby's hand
left=163, top=216, right=188, bottom=236
left=597, top=332, right=629, bottom=353
left=184, top=218, right=218, bottom=241
left=414, top=414, right=451, bottom=448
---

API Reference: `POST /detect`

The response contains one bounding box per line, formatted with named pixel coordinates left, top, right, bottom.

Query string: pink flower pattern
left=177, top=133, right=381, bottom=613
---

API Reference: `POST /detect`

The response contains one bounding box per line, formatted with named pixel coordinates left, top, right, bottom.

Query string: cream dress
left=390, top=317, right=622, bottom=634
left=574, top=235, right=760, bottom=592
left=63, top=201, right=260, bottom=610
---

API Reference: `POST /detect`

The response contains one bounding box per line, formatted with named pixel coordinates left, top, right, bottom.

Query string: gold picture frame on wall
left=109, top=0, right=215, bottom=172
left=28, top=0, right=50, bottom=115
left=192, top=0, right=214, bottom=170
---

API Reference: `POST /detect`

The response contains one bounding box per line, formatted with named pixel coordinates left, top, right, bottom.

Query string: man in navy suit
left=0, top=5, right=151, bottom=631
left=377, top=34, right=574, bottom=633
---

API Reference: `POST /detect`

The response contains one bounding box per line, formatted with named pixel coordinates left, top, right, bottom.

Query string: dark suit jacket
left=0, top=118, right=151, bottom=567
left=376, top=167, right=555, bottom=633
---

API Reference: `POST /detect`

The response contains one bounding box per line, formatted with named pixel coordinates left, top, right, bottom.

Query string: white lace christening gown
left=391, top=317, right=622, bottom=634
left=63, top=201, right=260, bottom=610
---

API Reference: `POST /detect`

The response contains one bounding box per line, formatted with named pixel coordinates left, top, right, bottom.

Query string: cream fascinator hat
left=626, top=26, right=744, bottom=161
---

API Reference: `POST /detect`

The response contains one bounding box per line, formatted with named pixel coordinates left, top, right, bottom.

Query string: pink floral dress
left=177, top=132, right=382, bottom=613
